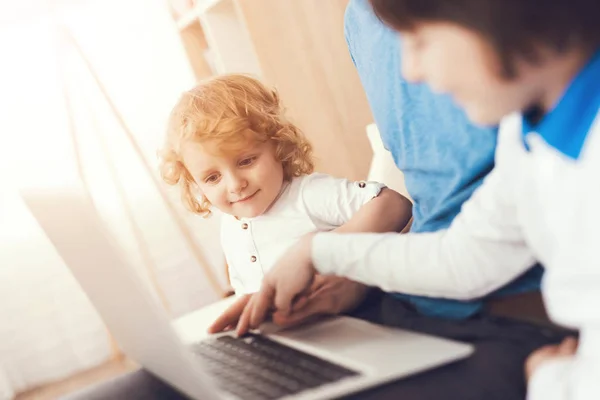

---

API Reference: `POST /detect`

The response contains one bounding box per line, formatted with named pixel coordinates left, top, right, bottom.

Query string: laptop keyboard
left=192, top=334, right=360, bottom=399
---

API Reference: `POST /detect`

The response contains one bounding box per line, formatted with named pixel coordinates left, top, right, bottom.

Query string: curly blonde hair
left=159, top=74, right=314, bottom=217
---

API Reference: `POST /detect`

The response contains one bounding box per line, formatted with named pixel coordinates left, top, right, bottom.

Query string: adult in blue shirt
left=344, top=0, right=544, bottom=320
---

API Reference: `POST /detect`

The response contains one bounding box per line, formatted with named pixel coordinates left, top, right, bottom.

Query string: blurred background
left=0, top=0, right=407, bottom=398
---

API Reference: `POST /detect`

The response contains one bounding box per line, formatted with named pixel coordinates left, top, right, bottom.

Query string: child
left=238, top=1, right=600, bottom=399
left=159, top=74, right=412, bottom=295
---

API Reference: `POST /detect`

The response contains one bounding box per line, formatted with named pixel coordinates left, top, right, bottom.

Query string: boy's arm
left=309, top=116, right=533, bottom=299
left=312, top=156, right=536, bottom=300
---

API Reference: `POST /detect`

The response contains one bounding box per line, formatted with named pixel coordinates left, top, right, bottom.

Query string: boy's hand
left=525, top=337, right=578, bottom=382
left=236, top=233, right=317, bottom=336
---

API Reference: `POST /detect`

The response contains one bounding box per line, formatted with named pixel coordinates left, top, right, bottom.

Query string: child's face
left=181, top=140, right=285, bottom=218
left=398, top=23, right=545, bottom=126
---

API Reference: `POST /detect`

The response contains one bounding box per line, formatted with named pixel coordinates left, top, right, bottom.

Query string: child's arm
left=333, top=188, right=412, bottom=234
left=300, top=173, right=412, bottom=234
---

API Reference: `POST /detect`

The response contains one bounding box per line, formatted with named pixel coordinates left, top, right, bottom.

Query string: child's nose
left=227, top=174, right=248, bottom=194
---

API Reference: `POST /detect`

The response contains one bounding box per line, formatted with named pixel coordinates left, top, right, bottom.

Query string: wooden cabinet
left=173, top=0, right=374, bottom=180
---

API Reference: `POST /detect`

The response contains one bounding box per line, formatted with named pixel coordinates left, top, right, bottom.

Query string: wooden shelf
left=199, top=0, right=262, bottom=76
left=178, top=19, right=214, bottom=81
left=176, top=0, right=222, bottom=31
left=171, top=0, right=374, bottom=180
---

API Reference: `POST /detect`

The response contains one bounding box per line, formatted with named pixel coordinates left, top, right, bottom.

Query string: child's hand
left=525, top=337, right=578, bottom=382
left=235, top=233, right=318, bottom=336
left=207, top=294, right=252, bottom=333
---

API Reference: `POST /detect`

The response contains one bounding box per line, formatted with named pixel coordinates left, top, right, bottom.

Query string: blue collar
left=522, top=49, right=600, bottom=160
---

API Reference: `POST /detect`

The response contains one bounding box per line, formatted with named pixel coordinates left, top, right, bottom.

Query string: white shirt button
left=241, top=223, right=249, bottom=230
left=250, top=255, right=257, bottom=262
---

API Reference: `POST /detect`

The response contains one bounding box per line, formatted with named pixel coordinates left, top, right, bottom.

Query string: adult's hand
left=271, top=275, right=370, bottom=328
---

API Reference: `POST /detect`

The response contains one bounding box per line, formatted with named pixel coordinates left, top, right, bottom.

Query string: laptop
left=20, top=186, right=473, bottom=400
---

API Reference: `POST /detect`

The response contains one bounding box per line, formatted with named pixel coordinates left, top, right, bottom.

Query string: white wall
left=0, top=0, right=227, bottom=396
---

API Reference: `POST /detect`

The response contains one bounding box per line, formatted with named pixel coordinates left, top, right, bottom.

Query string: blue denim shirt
left=345, top=0, right=543, bottom=319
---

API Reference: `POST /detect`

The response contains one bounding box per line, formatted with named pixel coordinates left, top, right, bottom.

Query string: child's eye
left=238, top=156, right=257, bottom=167
left=204, top=174, right=220, bottom=184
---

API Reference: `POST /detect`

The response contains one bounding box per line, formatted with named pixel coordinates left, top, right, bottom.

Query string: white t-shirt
left=220, top=173, right=385, bottom=294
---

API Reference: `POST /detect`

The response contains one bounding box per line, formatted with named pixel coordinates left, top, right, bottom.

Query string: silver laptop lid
left=20, top=186, right=220, bottom=400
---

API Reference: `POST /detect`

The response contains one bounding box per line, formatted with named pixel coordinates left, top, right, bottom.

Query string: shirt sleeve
left=300, top=173, right=386, bottom=230
left=310, top=124, right=537, bottom=300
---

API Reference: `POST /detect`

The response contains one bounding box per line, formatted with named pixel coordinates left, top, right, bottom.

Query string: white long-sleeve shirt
left=221, top=173, right=385, bottom=294
left=312, top=108, right=600, bottom=399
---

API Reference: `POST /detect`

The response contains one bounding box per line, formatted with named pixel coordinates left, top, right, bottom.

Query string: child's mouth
left=232, top=191, right=259, bottom=204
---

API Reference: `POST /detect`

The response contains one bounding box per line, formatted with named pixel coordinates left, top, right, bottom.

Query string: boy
left=240, top=1, right=600, bottom=398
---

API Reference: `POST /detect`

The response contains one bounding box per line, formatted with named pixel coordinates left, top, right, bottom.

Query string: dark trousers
left=62, top=293, right=572, bottom=400
left=344, top=292, right=572, bottom=400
